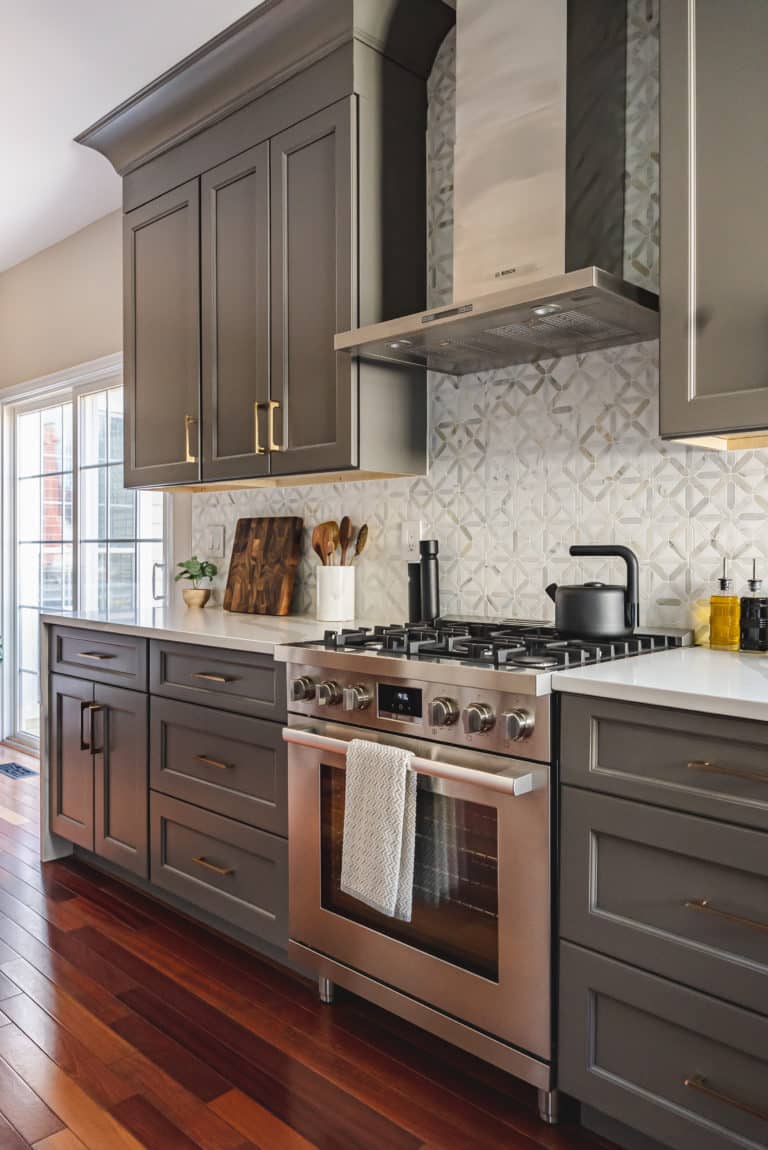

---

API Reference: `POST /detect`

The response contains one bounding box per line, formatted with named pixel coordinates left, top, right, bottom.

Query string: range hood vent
left=335, top=269, right=658, bottom=375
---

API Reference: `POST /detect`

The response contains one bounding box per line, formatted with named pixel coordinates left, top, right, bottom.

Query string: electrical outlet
left=205, top=525, right=226, bottom=557
left=401, top=520, right=422, bottom=559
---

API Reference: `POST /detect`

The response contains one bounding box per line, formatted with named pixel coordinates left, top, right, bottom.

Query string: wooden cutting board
left=223, top=517, right=303, bottom=616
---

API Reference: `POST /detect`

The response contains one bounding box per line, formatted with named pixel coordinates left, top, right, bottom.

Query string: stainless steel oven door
left=285, top=716, right=550, bottom=1061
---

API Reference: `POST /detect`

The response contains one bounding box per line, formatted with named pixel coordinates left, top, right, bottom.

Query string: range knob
left=316, top=680, right=343, bottom=706
left=429, top=696, right=460, bottom=727
left=464, top=701, right=496, bottom=734
left=343, top=684, right=373, bottom=712
left=503, top=708, right=535, bottom=741
left=290, top=676, right=316, bottom=702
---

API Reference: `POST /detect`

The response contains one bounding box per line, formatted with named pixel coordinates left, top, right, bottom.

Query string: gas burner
left=509, top=653, right=561, bottom=669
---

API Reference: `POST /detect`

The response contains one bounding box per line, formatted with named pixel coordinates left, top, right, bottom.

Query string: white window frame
left=1, top=354, right=171, bottom=750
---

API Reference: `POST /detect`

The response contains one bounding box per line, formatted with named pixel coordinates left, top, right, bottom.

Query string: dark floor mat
left=0, top=762, right=37, bottom=780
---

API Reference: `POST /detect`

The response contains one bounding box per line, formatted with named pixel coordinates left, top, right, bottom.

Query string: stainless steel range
left=276, top=619, right=690, bottom=1124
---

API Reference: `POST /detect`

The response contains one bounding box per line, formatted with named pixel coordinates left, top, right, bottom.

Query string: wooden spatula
left=339, top=516, right=353, bottom=565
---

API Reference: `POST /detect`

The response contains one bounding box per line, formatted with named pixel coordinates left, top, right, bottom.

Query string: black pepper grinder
left=419, top=539, right=440, bottom=624
left=407, top=562, right=422, bottom=624
left=740, top=559, right=768, bottom=652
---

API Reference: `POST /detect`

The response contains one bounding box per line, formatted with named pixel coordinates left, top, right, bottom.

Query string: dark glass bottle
left=740, top=560, right=768, bottom=652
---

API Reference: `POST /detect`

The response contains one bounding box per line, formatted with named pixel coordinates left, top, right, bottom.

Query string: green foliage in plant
left=174, top=556, right=218, bottom=589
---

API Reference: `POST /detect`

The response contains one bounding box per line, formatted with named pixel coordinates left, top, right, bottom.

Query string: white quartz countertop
left=40, top=606, right=336, bottom=655
left=552, top=647, right=768, bottom=722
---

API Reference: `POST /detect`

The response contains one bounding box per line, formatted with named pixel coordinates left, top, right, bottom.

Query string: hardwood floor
left=0, top=747, right=616, bottom=1150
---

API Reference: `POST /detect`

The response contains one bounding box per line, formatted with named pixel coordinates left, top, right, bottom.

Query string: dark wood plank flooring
left=0, top=747, right=616, bottom=1150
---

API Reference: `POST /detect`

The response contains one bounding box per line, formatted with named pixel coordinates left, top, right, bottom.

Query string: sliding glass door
left=10, top=379, right=166, bottom=743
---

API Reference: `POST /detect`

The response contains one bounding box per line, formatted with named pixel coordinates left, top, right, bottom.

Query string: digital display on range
left=378, top=683, right=423, bottom=719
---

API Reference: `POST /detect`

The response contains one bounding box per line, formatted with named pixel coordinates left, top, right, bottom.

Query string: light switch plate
left=204, top=525, right=226, bottom=557
left=401, top=520, right=422, bottom=559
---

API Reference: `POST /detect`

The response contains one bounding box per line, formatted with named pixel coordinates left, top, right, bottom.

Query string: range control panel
left=286, top=663, right=550, bottom=762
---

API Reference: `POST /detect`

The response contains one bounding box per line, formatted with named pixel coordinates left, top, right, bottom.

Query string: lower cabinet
left=150, top=792, right=288, bottom=948
left=50, top=674, right=148, bottom=876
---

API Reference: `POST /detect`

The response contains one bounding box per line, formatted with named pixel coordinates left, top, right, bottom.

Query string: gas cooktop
left=301, top=618, right=690, bottom=672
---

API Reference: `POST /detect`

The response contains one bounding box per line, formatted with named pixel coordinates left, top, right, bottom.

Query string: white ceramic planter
left=316, top=566, right=355, bottom=621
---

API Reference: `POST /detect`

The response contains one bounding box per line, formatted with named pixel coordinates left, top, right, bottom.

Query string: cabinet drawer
left=561, top=695, right=768, bottom=831
left=559, top=942, right=768, bottom=1150
left=561, top=787, right=768, bottom=1017
left=150, top=793, right=287, bottom=947
left=150, top=698, right=286, bottom=835
left=149, top=640, right=286, bottom=720
left=50, top=627, right=147, bottom=690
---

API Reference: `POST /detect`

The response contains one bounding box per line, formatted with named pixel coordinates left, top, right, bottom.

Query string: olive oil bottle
left=709, top=559, right=740, bottom=651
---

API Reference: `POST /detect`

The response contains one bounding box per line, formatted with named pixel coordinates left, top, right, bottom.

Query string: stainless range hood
left=335, top=268, right=658, bottom=375
left=337, top=0, right=659, bottom=375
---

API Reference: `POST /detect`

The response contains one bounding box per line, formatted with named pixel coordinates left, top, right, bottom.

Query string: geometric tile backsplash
left=192, top=3, right=768, bottom=635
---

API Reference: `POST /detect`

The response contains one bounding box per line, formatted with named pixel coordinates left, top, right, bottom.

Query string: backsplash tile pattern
left=192, top=6, right=768, bottom=632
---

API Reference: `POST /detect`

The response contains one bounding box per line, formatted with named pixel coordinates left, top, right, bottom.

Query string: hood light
left=386, top=339, right=413, bottom=349
left=531, top=303, right=561, bottom=318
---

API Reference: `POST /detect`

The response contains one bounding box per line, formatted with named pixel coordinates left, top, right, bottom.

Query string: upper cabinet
left=78, top=0, right=454, bottom=488
left=660, top=0, right=768, bottom=446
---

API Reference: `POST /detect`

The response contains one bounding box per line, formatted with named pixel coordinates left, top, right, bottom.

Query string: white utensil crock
left=316, top=566, right=355, bottom=621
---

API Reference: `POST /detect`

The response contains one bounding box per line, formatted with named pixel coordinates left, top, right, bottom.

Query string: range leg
left=318, top=976, right=335, bottom=1004
left=538, top=1088, right=559, bottom=1125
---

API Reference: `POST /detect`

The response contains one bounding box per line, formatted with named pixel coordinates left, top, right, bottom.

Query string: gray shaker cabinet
left=660, top=0, right=768, bottom=440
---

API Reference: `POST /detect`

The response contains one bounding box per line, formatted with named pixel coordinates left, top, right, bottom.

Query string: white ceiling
left=0, top=0, right=264, bottom=272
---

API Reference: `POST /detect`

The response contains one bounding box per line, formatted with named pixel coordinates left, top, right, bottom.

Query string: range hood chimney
left=336, top=0, right=659, bottom=375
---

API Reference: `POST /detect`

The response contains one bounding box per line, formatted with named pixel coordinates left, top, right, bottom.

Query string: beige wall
left=0, top=211, right=122, bottom=389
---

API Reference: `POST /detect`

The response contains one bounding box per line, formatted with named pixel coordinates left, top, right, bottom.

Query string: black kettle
left=545, top=545, right=640, bottom=640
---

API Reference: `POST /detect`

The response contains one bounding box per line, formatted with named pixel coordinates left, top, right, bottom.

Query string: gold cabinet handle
left=193, top=754, right=233, bottom=771
left=687, top=760, right=766, bottom=784
left=253, top=402, right=266, bottom=455
left=191, top=672, right=236, bottom=684
left=184, top=414, right=198, bottom=464
left=268, top=400, right=284, bottom=452
left=79, top=703, right=104, bottom=752
left=76, top=651, right=116, bottom=661
left=684, top=898, right=768, bottom=934
left=683, top=1075, right=768, bottom=1122
left=192, top=856, right=235, bottom=877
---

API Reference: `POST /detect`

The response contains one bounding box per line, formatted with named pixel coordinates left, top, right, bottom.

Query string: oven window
left=320, top=765, right=499, bottom=980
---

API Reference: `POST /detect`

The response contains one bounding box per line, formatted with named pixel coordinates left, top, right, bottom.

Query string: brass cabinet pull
left=192, top=856, right=235, bottom=877
left=76, top=651, right=116, bottom=661
left=687, top=760, right=766, bottom=785
left=184, top=414, right=198, bottom=464
left=193, top=754, right=233, bottom=771
left=267, top=400, right=284, bottom=452
left=79, top=703, right=103, bottom=752
left=683, top=1074, right=768, bottom=1122
left=191, top=672, right=235, bottom=685
left=684, top=898, right=768, bottom=934
left=253, top=402, right=266, bottom=455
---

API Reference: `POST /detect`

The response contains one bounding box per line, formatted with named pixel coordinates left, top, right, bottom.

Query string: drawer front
left=150, top=793, right=287, bottom=947
left=561, top=695, right=768, bottom=831
left=50, top=627, right=148, bottom=690
left=560, top=942, right=768, bottom=1150
left=149, top=640, right=286, bottom=720
left=150, top=697, right=287, bottom=835
left=561, top=787, right=768, bottom=1016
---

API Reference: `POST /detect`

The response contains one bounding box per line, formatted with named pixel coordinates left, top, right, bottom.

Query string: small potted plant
left=175, top=556, right=218, bottom=608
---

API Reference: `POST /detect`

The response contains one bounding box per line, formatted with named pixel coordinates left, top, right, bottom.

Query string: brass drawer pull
left=687, top=760, right=766, bottom=785
left=192, top=856, right=234, bottom=878
left=193, top=754, right=233, bottom=771
left=253, top=402, right=266, bottom=455
left=184, top=414, right=198, bottom=464
left=683, top=1075, right=768, bottom=1122
left=268, top=400, right=284, bottom=452
left=77, top=651, right=116, bottom=661
left=191, top=672, right=236, bottom=685
left=684, top=898, right=768, bottom=934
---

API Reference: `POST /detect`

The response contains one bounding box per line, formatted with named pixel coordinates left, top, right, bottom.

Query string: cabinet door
left=49, top=674, right=94, bottom=850
left=270, top=99, right=356, bottom=475
left=661, top=0, right=768, bottom=437
left=123, top=180, right=201, bottom=486
left=201, top=145, right=270, bottom=481
left=93, top=684, right=148, bottom=878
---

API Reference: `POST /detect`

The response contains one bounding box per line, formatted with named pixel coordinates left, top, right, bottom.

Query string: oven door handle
left=282, top=727, right=537, bottom=797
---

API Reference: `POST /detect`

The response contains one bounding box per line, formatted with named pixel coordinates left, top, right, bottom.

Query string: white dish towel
left=340, top=739, right=417, bottom=922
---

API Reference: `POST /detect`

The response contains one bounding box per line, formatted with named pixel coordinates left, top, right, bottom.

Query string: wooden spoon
left=315, top=520, right=340, bottom=566
left=311, top=525, right=327, bottom=565
left=339, top=516, right=353, bottom=566
left=353, top=523, right=368, bottom=562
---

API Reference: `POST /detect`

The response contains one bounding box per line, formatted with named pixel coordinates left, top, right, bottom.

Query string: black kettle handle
left=569, top=545, right=640, bottom=629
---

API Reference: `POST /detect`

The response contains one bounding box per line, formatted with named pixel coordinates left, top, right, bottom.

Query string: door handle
left=184, top=414, right=198, bottom=464
left=267, top=400, right=284, bottom=452
left=76, top=651, right=116, bottom=661
left=191, top=672, right=236, bottom=685
left=253, top=402, right=266, bottom=455
left=683, top=1075, right=768, bottom=1123
left=79, top=702, right=102, bottom=751
left=152, top=562, right=166, bottom=602
left=192, top=856, right=235, bottom=877
left=684, top=898, right=768, bottom=934
left=687, top=760, right=766, bottom=785
left=193, top=754, right=233, bottom=771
